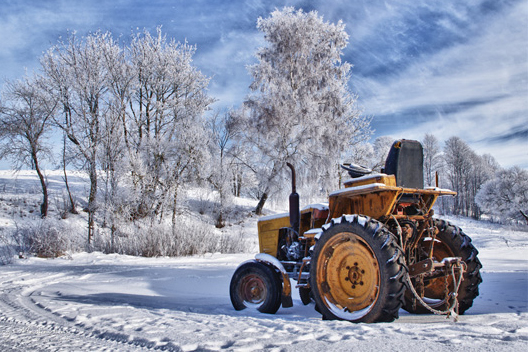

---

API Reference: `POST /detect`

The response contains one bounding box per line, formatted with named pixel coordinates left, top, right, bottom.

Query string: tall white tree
left=41, top=31, right=111, bottom=242
left=236, top=7, right=370, bottom=214
left=125, top=28, right=215, bottom=226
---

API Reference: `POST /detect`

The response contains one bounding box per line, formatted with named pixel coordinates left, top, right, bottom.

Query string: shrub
left=6, top=219, right=82, bottom=259
left=0, top=230, right=16, bottom=265
left=95, top=216, right=249, bottom=257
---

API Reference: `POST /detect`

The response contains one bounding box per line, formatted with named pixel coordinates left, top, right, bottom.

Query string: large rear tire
left=230, top=261, right=282, bottom=314
left=403, top=219, right=482, bottom=314
left=310, top=215, right=406, bottom=323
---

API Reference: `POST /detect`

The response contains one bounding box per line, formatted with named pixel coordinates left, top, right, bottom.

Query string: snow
left=329, top=183, right=390, bottom=197
left=301, top=203, right=329, bottom=211
left=255, top=253, right=288, bottom=275
left=0, top=171, right=527, bottom=351
left=258, top=212, right=289, bottom=222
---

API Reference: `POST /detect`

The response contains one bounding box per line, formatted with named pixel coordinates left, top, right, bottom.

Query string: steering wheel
left=341, top=163, right=372, bottom=178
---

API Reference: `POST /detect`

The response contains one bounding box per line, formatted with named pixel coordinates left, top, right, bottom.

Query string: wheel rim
left=315, top=232, right=380, bottom=314
left=239, top=273, right=267, bottom=306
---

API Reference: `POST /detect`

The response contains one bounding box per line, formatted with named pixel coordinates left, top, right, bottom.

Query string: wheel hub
left=240, top=274, right=266, bottom=304
left=346, top=263, right=365, bottom=289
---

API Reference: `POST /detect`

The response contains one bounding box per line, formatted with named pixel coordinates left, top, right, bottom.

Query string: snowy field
left=0, top=171, right=527, bottom=351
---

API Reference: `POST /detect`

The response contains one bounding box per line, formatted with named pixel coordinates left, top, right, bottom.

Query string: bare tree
left=0, top=77, right=56, bottom=217
left=443, top=136, right=498, bottom=218
left=235, top=7, right=370, bottom=214
left=422, top=133, right=442, bottom=187
left=41, top=31, right=111, bottom=242
left=444, top=136, right=474, bottom=215
left=125, top=28, right=215, bottom=226
left=207, top=111, right=240, bottom=227
left=371, top=136, right=395, bottom=172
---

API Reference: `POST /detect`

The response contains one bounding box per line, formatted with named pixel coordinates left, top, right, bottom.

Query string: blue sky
left=1, top=0, right=527, bottom=168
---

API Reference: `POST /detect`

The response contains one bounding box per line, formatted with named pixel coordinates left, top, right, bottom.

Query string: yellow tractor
left=230, top=139, right=482, bottom=323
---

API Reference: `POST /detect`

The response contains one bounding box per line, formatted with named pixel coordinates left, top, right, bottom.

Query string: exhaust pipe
left=286, top=163, right=300, bottom=234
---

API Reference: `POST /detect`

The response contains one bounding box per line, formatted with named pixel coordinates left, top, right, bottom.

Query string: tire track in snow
left=0, top=269, right=178, bottom=351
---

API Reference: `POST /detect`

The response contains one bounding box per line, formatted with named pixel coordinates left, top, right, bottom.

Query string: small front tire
left=230, top=261, right=282, bottom=314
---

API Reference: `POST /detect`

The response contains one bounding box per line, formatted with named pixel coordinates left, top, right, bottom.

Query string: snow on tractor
left=229, top=139, right=482, bottom=323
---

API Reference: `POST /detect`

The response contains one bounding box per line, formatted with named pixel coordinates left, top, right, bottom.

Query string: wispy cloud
left=0, top=0, right=526, bottom=168
left=347, top=0, right=527, bottom=167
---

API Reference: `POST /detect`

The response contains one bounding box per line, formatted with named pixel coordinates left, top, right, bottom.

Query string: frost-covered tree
left=476, top=166, right=528, bottom=223
left=371, top=136, right=394, bottom=172
left=422, top=133, right=442, bottom=187
left=41, top=31, right=111, bottom=242
left=125, top=28, right=215, bottom=226
left=443, top=137, right=474, bottom=216
left=207, top=111, right=240, bottom=227
left=39, top=28, right=214, bottom=238
left=443, top=136, right=498, bottom=218
left=0, top=77, right=56, bottom=217
left=469, top=153, right=500, bottom=219
left=236, top=7, right=370, bottom=214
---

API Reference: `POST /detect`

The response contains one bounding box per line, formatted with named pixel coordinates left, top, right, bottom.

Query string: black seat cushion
left=384, top=139, right=424, bottom=189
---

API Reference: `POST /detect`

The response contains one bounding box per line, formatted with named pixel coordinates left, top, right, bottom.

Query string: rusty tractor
left=229, top=139, right=482, bottom=323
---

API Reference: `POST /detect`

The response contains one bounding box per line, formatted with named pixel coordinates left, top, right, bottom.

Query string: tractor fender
left=255, top=253, right=293, bottom=308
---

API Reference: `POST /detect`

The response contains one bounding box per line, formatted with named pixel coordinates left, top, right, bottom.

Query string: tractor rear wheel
left=403, top=219, right=482, bottom=314
left=310, top=215, right=406, bottom=323
left=230, top=261, right=282, bottom=314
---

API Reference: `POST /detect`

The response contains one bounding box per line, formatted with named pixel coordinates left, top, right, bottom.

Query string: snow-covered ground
left=0, top=171, right=527, bottom=351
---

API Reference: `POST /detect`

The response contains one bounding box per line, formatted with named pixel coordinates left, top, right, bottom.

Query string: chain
left=405, top=261, right=465, bottom=322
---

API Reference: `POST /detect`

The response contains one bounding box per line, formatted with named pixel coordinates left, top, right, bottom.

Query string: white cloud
left=354, top=0, right=528, bottom=167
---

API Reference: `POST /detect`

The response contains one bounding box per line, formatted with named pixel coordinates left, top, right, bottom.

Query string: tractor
left=229, top=139, right=482, bottom=323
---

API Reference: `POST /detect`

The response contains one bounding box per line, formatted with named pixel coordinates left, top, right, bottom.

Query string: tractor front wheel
left=310, top=215, right=406, bottom=323
left=230, top=261, right=282, bottom=314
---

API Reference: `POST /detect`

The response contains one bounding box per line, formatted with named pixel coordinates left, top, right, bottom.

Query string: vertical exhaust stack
left=286, top=163, right=300, bottom=234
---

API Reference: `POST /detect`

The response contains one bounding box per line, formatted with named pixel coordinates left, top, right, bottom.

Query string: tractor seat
left=383, top=139, right=424, bottom=189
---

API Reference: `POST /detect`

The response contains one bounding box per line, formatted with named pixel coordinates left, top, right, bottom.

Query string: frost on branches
left=476, top=166, right=528, bottom=224
left=235, top=7, right=370, bottom=213
left=37, top=28, right=215, bottom=242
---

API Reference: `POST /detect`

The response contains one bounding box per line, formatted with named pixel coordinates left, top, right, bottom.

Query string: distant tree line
left=350, top=134, right=527, bottom=224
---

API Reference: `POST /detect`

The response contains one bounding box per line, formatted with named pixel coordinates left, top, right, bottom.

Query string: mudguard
left=255, top=253, right=293, bottom=308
